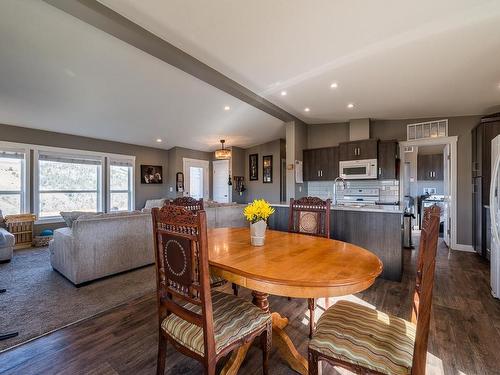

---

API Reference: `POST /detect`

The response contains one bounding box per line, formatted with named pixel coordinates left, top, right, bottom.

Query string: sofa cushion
left=161, top=290, right=270, bottom=356
left=144, top=199, right=166, bottom=209
left=60, top=211, right=99, bottom=227
left=0, top=227, right=15, bottom=247
left=310, top=300, right=416, bottom=375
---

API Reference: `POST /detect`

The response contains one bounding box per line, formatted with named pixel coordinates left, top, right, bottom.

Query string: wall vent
left=407, top=119, right=447, bottom=141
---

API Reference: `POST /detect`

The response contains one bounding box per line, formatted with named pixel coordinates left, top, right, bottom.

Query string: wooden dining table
left=208, top=227, right=383, bottom=375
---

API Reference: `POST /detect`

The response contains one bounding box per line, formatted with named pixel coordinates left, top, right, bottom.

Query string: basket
left=33, top=235, right=53, bottom=247
left=4, top=214, right=37, bottom=249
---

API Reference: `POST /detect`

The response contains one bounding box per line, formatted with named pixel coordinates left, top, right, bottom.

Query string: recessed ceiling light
left=330, top=82, right=338, bottom=89
left=156, top=138, right=162, bottom=143
left=304, top=107, right=310, bottom=112
left=224, top=105, right=231, bottom=111
left=281, top=90, right=287, bottom=96
left=347, top=103, right=354, bottom=109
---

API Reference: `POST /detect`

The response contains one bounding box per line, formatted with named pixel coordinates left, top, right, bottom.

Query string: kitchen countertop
left=269, top=202, right=404, bottom=214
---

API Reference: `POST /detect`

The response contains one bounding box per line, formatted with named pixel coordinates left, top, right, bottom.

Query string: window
left=108, top=158, right=134, bottom=211
left=0, top=149, right=27, bottom=216
left=36, top=151, right=103, bottom=219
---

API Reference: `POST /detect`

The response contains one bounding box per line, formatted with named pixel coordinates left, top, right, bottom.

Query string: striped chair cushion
left=310, top=300, right=416, bottom=375
left=209, top=273, right=226, bottom=287
left=161, top=291, right=270, bottom=356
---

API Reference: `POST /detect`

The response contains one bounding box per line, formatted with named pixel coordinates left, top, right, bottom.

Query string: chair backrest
left=168, top=197, right=204, bottom=212
left=152, top=205, right=216, bottom=359
left=411, top=205, right=440, bottom=375
left=288, top=197, right=331, bottom=238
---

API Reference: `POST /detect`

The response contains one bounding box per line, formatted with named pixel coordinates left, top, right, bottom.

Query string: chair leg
left=260, top=320, right=272, bottom=375
left=232, top=283, right=238, bottom=296
left=287, top=297, right=292, bottom=301
left=205, top=361, right=216, bottom=375
left=308, top=349, right=319, bottom=375
left=156, top=332, right=167, bottom=375
left=308, top=298, right=315, bottom=339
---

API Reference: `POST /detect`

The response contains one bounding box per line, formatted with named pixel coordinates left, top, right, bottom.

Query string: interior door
left=443, top=145, right=451, bottom=246
left=213, top=159, right=230, bottom=203
left=183, top=158, right=209, bottom=200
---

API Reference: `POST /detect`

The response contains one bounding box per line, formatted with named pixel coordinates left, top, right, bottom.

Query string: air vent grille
left=407, top=119, right=447, bottom=141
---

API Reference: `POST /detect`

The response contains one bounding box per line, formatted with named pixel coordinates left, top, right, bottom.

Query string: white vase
left=250, top=220, right=267, bottom=246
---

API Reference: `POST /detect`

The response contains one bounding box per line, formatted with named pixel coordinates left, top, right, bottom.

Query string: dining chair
left=288, top=196, right=331, bottom=339
left=166, top=197, right=227, bottom=289
left=152, top=205, right=272, bottom=375
left=308, top=205, right=441, bottom=375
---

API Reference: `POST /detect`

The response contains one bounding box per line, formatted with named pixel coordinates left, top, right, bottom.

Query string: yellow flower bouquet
left=244, top=199, right=275, bottom=246
left=243, top=199, right=275, bottom=224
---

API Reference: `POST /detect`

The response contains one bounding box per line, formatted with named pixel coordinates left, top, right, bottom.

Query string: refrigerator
left=489, top=135, right=500, bottom=298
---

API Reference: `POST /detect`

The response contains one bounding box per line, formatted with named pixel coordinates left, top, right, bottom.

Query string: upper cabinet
left=303, top=147, right=339, bottom=181
left=339, top=139, right=378, bottom=161
left=417, top=154, right=443, bottom=181
left=378, top=140, right=399, bottom=180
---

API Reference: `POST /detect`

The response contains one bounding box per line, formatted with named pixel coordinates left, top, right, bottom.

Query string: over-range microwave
left=339, top=159, right=378, bottom=179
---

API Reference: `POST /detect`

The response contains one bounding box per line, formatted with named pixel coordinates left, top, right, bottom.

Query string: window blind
left=0, top=151, right=25, bottom=159
left=110, top=159, right=134, bottom=167
left=38, top=152, right=102, bottom=166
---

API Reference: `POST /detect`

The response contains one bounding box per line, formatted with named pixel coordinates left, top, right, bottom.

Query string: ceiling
left=0, top=0, right=284, bottom=151
left=99, top=0, right=500, bottom=123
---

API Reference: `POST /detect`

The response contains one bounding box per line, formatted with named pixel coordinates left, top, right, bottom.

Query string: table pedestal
left=221, top=291, right=308, bottom=375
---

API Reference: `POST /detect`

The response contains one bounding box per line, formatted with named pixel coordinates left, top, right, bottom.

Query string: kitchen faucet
left=333, top=176, right=347, bottom=205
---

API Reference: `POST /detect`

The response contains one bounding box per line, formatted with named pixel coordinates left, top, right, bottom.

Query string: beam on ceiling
left=42, top=0, right=304, bottom=125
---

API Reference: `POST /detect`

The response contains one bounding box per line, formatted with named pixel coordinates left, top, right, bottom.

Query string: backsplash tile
left=307, top=179, right=399, bottom=203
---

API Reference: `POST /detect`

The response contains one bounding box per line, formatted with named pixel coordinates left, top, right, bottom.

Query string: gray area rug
left=0, top=247, right=155, bottom=352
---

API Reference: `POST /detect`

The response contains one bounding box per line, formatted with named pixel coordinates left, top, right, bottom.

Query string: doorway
left=399, top=136, right=457, bottom=249
left=183, top=158, right=209, bottom=200
left=213, top=159, right=231, bottom=203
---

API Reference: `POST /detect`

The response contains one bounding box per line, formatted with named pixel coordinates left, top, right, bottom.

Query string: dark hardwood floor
left=1, top=237, right=500, bottom=375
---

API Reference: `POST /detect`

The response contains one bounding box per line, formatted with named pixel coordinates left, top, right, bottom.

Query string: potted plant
left=243, top=199, right=275, bottom=246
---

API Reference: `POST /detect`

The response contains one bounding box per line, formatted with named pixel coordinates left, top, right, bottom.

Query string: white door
left=213, top=160, right=230, bottom=203
left=183, top=158, right=209, bottom=200
left=490, top=135, right=500, bottom=299
left=443, top=144, right=451, bottom=246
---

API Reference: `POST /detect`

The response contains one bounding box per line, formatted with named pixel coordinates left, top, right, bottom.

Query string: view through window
left=109, top=160, right=134, bottom=211
left=0, top=150, right=25, bottom=216
left=38, top=153, right=102, bottom=218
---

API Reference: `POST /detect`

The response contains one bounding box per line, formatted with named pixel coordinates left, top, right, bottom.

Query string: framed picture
left=263, top=155, right=273, bottom=183
left=141, top=165, right=163, bottom=184
left=249, top=153, right=258, bottom=181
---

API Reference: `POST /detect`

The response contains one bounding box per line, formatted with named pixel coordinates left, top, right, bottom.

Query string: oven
left=339, top=159, right=378, bottom=180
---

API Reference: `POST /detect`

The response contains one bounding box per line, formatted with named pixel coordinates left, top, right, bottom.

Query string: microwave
left=339, top=159, right=378, bottom=179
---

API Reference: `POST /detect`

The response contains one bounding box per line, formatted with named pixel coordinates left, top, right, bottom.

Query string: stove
left=337, top=188, right=380, bottom=206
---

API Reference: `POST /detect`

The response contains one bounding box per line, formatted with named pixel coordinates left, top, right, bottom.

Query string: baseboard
left=451, top=243, right=475, bottom=252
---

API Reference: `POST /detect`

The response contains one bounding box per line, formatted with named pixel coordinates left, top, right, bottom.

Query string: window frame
left=34, top=148, right=105, bottom=222
left=0, top=141, right=30, bottom=215
left=107, top=156, right=136, bottom=212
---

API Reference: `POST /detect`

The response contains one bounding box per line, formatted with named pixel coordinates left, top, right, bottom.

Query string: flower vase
left=250, top=220, right=267, bottom=246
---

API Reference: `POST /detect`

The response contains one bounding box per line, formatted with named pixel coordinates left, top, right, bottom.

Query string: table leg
left=221, top=291, right=308, bottom=375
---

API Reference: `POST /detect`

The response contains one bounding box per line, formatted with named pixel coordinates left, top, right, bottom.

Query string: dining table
left=208, top=227, right=383, bottom=375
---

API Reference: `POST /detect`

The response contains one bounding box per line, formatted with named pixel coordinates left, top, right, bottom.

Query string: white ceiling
left=0, top=0, right=284, bottom=151
left=99, top=0, right=500, bottom=123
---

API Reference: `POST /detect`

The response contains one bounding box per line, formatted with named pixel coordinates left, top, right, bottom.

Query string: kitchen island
left=268, top=203, right=404, bottom=281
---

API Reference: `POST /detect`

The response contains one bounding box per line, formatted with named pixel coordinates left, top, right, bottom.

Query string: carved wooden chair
left=288, top=196, right=331, bottom=339
left=166, top=197, right=227, bottom=289
left=152, top=205, right=272, bottom=375
left=308, top=205, right=440, bottom=375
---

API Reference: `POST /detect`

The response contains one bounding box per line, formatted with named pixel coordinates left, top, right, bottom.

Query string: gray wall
left=0, top=123, right=169, bottom=211
left=307, top=115, right=482, bottom=246
left=230, top=146, right=246, bottom=204
left=242, top=139, right=284, bottom=203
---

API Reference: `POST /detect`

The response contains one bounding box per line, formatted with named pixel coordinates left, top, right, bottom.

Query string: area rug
left=0, top=247, right=155, bottom=352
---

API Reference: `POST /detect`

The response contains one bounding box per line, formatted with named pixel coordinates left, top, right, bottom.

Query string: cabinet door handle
left=379, top=167, right=382, bottom=176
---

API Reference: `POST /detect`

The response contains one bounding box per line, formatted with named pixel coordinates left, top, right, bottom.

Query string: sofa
left=49, top=211, right=154, bottom=285
left=0, top=227, right=15, bottom=262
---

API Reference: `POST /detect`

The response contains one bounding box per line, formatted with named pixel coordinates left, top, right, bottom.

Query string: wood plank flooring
left=1, top=237, right=500, bottom=375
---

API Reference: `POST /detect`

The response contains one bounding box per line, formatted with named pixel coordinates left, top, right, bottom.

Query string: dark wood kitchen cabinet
left=471, top=113, right=500, bottom=257
left=417, top=154, right=443, bottom=180
left=303, top=147, right=339, bottom=181
left=339, top=139, right=378, bottom=161
left=378, top=140, right=399, bottom=179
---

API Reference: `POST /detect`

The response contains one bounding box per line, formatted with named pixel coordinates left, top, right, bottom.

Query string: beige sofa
left=0, top=227, right=15, bottom=262
left=49, top=211, right=154, bottom=285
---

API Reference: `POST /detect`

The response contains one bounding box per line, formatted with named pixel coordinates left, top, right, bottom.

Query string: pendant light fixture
left=214, top=139, right=231, bottom=160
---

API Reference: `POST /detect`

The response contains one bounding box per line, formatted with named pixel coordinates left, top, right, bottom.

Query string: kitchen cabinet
left=378, top=140, right=399, bottom=179
left=303, top=147, right=339, bottom=181
left=417, top=154, right=443, bottom=180
left=339, top=139, right=378, bottom=161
